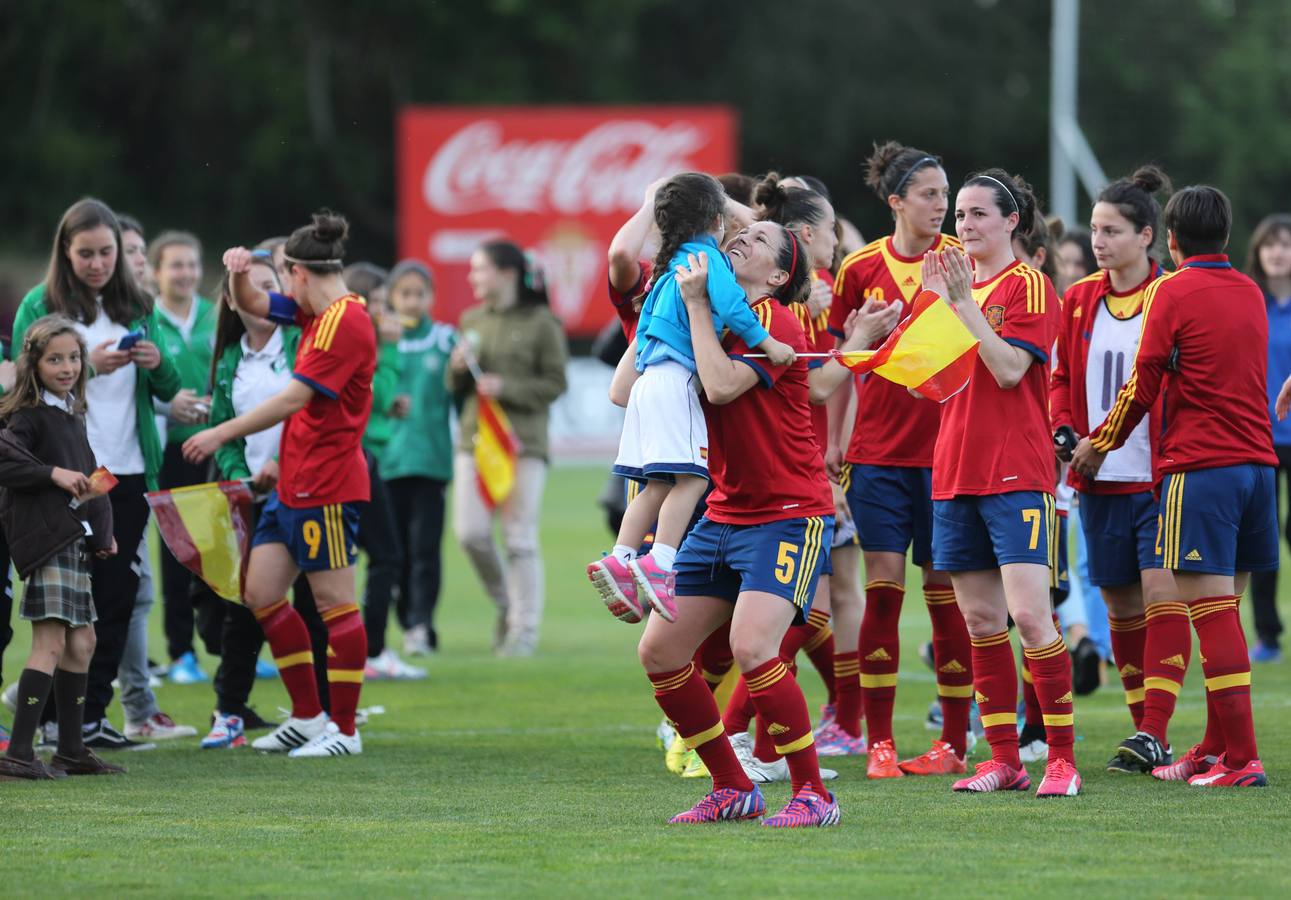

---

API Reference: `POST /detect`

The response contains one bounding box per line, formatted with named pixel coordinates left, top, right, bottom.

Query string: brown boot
left=50, top=748, right=125, bottom=776
left=0, top=754, right=64, bottom=780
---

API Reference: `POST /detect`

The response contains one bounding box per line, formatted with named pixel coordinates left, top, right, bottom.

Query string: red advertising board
left=397, top=106, right=737, bottom=337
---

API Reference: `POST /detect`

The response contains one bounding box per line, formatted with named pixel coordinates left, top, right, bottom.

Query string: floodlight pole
left=1050, top=0, right=1107, bottom=224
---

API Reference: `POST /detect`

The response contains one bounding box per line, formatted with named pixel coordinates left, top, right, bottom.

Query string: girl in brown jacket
left=0, top=315, right=119, bottom=778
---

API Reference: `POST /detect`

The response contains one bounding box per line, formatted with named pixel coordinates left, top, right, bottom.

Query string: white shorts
left=613, top=360, right=709, bottom=482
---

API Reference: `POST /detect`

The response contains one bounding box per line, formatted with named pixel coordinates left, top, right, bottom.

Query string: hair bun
left=1130, top=165, right=1169, bottom=196
left=753, top=171, right=788, bottom=216
left=310, top=210, right=349, bottom=246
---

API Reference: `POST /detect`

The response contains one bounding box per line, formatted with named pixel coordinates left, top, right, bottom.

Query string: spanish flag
left=475, top=394, right=520, bottom=509
left=832, top=289, right=979, bottom=402
left=146, top=481, right=255, bottom=602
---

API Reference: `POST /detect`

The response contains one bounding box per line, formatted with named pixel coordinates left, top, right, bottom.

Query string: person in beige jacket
left=448, top=240, right=568, bottom=656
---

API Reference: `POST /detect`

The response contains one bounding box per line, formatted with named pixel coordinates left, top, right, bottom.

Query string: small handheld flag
left=475, top=395, right=519, bottom=509
left=830, top=290, right=979, bottom=401
left=146, top=481, right=255, bottom=602
left=69, top=466, right=118, bottom=510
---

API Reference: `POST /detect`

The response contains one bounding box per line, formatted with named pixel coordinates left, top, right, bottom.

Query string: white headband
left=974, top=175, right=1020, bottom=215
left=284, top=254, right=343, bottom=266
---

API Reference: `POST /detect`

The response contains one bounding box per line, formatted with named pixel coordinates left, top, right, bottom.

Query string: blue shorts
left=932, top=492, right=1055, bottom=572
left=1157, top=465, right=1278, bottom=576
left=841, top=463, right=933, bottom=566
left=1079, top=491, right=1159, bottom=586
left=252, top=491, right=361, bottom=572
left=675, top=515, right=835, bottom=624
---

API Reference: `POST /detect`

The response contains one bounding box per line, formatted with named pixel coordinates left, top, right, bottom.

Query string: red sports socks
left=801, top=608, right=837, bottom=705
left=1023, top=636, right=1076, bottom=764
left=1020, top=655, right=1042, bottom=731
left=925, top=583, right=972, bottom=756
left=832, top=650, right=863, bottom=738
left=744, top=657, right=823, bottom=794
left=971, top=631, right=1020, bottom=768
left=1109, top=613, right=1148, bottom=728
left=1139, top=601, right=1191, bottom=744
left=254, top=598, right=323, bottom=720
left=1190, top=596, right=1258, bottom=767
left=697, top=621, right=734, bottom=693
left=650, top=662, right=753, bottom=792
left=321, top=603, right=367, bottom=735
left=859, top=580, right=903, bottom=746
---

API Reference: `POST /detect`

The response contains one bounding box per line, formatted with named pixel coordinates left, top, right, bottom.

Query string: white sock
left=650, top=543, right=677, bottom=570
left=612, top=544, right=637, bottom=563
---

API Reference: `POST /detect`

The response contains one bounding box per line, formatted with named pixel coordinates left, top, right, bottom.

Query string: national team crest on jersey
left=985, top=305, right=1006, bottom=333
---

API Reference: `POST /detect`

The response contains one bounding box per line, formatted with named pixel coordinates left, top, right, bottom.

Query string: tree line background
left=4, top=0, right=1290, bottom=286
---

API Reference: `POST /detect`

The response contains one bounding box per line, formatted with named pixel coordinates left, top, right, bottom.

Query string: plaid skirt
left=20, top=540, right=95, bottom=627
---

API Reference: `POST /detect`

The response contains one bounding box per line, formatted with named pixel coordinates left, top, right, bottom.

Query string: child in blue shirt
left=589, top=172, right=795, bottom=624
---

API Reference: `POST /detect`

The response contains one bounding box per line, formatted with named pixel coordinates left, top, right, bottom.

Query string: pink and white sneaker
left=1035, top=757, right=1082, bottom=797
left=629, top=555, right=678, bottom=622
left=1188, top=756, right=1267, bottom=788
left=1152, top=744, right=1219, bottom=782
left=587, top=556, right=646, bottom=623
left=953, top=759, right=1031, bottom=793
left=814, top=723, right=868, bottom=757
left=762, top=785, right=841, bottom=828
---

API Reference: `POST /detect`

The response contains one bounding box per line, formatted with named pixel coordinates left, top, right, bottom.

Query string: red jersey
left=933, top=260, right=1059, bottom=498
left=1051, top=266, right=1165, bottom=495
left=703, top=297, right=833, bottom=525
left=608, top=261, right=651, bottom=341
left=1089, top=255, right=1277, bottom=473
left=791, top=275, right=832, bottom=452
left=269, top=292, right=377, bottom=507
left=830, top=235, right=959, bottom=467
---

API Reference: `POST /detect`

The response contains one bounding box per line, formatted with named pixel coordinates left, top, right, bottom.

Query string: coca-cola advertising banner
left=396, top=106, right=738, bottom=337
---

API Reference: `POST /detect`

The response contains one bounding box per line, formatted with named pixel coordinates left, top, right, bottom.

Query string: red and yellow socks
left=1020, top=656, right=1042, bottom=731
left=321, top=603, right=366, bottom=735
left=860, top=580, right=903, bottom=746
left=971, top=631, right=1020, bottom=768
left=1140, top=601, right=1190, bottom=744
left=722, top=677, right=756, bottom=736
left=744, top=657, right=822, bottom=795
left=649, top=663, right=753, bottom=792
left=697, top=621, right=734, bottom=693
left=925, top=583, right=972, bottom=757
left=801, top=608, right=837, bottom=705
left=1190, top=596, right=1258, bottom=767
left=832, top=650, right=863, bottom=738
left=1023, top=637, right=1075, bottom=764
left=1109, top=613, right=1148, bottom=728
left=254, top=599, right=323, bottom=720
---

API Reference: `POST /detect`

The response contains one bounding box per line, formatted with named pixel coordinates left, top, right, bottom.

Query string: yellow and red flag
left=832, top=289, right=979, bottom=402
left=475, top=394, right=520, bottom=509
left=146, top=481, right=255, bottom=601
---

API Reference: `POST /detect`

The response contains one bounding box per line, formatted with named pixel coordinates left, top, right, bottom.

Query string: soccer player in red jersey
left=183, top=211, right=376, bottom=758
left=1051, top=166, right=1195, bottom=776
left=636, top=222, right=886, bottom=827
left=924, top=170, right=1076, bottom=796
left=822, top=142, right=976, bottom=778
left=1075, top=186, right=1274, bottom=788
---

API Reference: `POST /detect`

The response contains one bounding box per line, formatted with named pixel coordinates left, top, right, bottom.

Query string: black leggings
left=1247, top=445, right=1291, bottom=649
left=358, top=452, right=405, bottom=657
left=387, top=476, right=447, bottom=650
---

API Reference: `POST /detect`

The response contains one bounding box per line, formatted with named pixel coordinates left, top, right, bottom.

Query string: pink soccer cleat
left=1152, top=744, right=1219, bottom=782
left=587, top=556, right=646, bottom=623
left=668, top=786, right=766, bottom=824
left=814, top=723, right=868, bottom=757
left=1035, top=757, right=1082, bottom=797
left=1188, top=756, right=1267, bottom=788
left=953, top=759, right=1031, bottom=793
left=629, top=555, right=678, bottom=622
left=762, top=785, right=841, bottom=828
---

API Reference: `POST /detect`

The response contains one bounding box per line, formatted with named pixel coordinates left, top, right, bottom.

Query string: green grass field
left=2, top=465, right=1288, bottom=897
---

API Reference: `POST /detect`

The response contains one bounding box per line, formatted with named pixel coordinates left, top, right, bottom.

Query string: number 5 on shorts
left=775, top=541, right=800, bottom=584
left=1021, top=509, right=1041, bottom=551
left=302, top=520, right=322, bottom=560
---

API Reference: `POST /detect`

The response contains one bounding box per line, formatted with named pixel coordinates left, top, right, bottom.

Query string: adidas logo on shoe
left=767, top=722, right=790, bottom=736
left=1185, top=549, right=1202, bottom=561
left=1119, top=663, right=1143, bottom=677
left=865, top=648, right=893, bottom=662
left=939, top=659, right=967, bottom=674
left=974, top=691, right=988, bottom=704
left=1056, top=692, right=1073, bottom=704
left=1161, top=654, right=1187, bottom=669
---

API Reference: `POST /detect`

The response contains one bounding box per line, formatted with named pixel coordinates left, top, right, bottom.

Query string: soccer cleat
left=628, top=555, right=678, bottom=622
left=656, top=717, right=677, bottom=750
left=201, top=714, right=247, bottom=750
left=866, top=739, right=904, bottom=779
left=813, top=703, right=836, bottom=737
left=762, top=786, right=841, bottom=828
left=815, top=723, right=867, bottom=757
left=587, top=556, right=646, bottom=623
left=1111, top=731, right=1167, bottom=774
left=668, top=786, right=766, bottom=824
left=680, top=749, right=709, bottom=779
left=0, top=754, right=63, bottom=780
left=168, top=651, right=209, bottom=684
left=125, top=712, right=198, bottom=741
left=1153, top=744, right=1218, bottom=782
left=255, top=658, right=278, bottom=679
left=899, top=740, right=968, bottom=776
left=364, top=648, right=428, bottom=681
left=953, top=759, right=1031, bottom=793
left=664, top=732, right=688, bottom=774
left=1036, top=757, right=1082, bottom=797
left=288, top=721, right=363, bottom=758
left=49, top=748, right=124, bottom=776
left=84, top=719, right=155, bottom=752
left=251, top=712, right=329, bottom=752
left=730, top=732, right=837, bottom=782
left=1019, top=737, right=1049, bottom=764
left=1188, top=756, right=1267, bottom=787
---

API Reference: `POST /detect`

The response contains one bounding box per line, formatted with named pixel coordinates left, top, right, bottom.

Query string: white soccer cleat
left=731, top=731, right=837, bottom=782
left=251, top=712, right=329, bottom=752
left=365, top=648, right=428, bottom=681
left=1019, top=737, right=1049, bottom=763
left=288, top=721, right=363, bottom=758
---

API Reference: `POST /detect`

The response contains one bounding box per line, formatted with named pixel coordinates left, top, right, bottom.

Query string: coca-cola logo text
left=423, top=120, right=710, bottom=216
